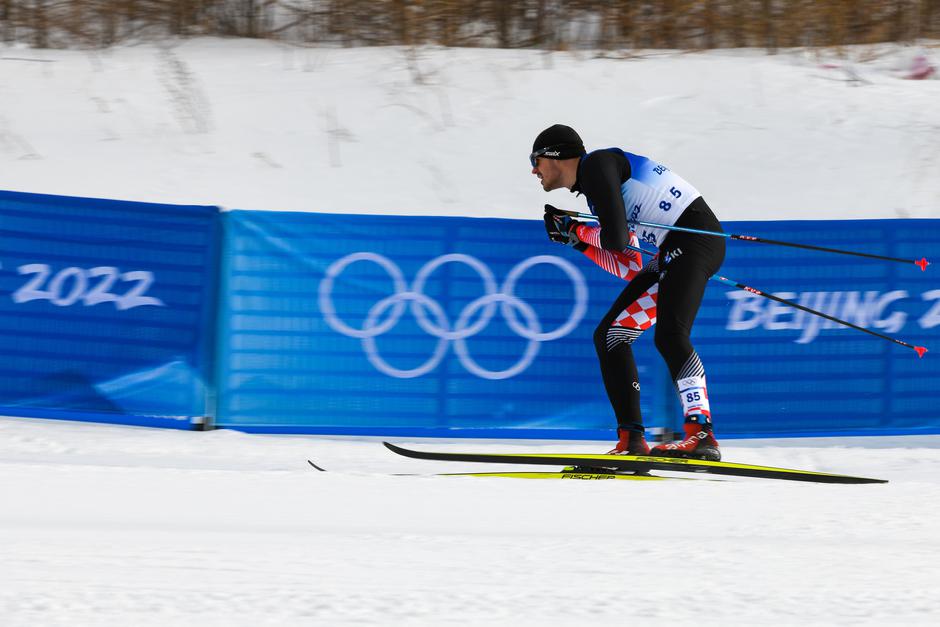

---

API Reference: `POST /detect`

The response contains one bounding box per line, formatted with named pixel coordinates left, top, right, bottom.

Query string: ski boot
left=650, top=415, right=720, bottom=461
left=561, top=428, right=653, bottom=476
left=606, top=427, right=650, bottom=456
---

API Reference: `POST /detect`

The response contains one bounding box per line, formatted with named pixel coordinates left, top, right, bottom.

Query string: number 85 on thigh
left=10, top=264, right=165, bottom=310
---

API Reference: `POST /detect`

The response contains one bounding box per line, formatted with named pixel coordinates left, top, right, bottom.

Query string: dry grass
left=1, top=1, right=938, bottom=50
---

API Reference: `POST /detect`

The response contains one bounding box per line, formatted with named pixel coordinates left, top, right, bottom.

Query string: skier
left=532, top=124, right=725, bottom=460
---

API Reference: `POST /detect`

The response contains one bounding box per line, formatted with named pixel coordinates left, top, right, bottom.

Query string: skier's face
left=532, top=157, right=563, bottom=191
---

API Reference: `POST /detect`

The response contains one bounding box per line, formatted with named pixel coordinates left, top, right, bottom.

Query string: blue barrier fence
left=2, top=188, right=938, bottom=438
left=699, top=219, right=939, bottom=437
left=0, top=191, right=220, bottom=428
left=214, top=210, right=674, bottom=438
left=215, top=211, right=940, bottom=439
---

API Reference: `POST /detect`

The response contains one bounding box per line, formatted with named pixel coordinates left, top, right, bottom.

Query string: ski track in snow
left=1, top=417, right=939, bottom=626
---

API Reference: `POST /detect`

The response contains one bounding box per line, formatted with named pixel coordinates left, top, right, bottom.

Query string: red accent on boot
left=650, top=422, right=719, bottom=456
left=606, top=429, right=650, bottom=455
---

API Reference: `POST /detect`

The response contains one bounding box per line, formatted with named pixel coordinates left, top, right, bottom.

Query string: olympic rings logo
left=318, top=252, right=588, bottom=380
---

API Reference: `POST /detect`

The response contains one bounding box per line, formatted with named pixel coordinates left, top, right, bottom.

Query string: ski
left=383, top=442, right=888, bottom=484
left=433, top=470, right=670, bottom=480
left=307, top=459, right=681, bottom=480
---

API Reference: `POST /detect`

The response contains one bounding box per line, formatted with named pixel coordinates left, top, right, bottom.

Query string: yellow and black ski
left=435, top=470, right=670, bottom=480
left=307, top=460, right=675, bottom=480
left=383, top=442, right=887, bottom=484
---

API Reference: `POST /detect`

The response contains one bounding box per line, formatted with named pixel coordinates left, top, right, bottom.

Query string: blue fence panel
left=705, top=219, right=940, bottom=437
left=9, top=190, right=933, bottom=439
left=0, top=190, right=220, bottom=428
left=216, top=212, right=940, bottom=438
left=215, top=211, right=674, bottom=437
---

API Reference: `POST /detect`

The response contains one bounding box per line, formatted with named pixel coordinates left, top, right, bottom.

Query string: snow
left=2, top=39, right=938, bottom=220
left=3, top=38, right=940, bottom=625
left=2, top=416, right=940, bottom=626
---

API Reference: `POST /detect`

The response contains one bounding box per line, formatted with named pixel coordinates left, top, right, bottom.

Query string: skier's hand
left=544, top=204, right=570, bottom=218
left=542, top=211, right=567, bottom=243
left=543, top=205, right=587, bottom=251
left=543, top=206, right=576, bottom=242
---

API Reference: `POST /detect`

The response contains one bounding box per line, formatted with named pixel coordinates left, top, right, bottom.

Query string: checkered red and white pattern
left=573, top=224, right=659, bottom=331
left=612, top=283, right=658, bottom=330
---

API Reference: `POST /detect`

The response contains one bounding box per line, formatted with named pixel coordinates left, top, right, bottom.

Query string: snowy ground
left=2, top=39, right=939, bottom=220
left=2, top=415, right=939, bottom=626
left=3, top=38, right=940, bottom=625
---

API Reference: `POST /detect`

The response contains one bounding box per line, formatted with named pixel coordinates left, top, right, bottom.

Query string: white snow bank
left=3, top=39, right=939, bottom=221
left=1, top=416, right=939, bottom=626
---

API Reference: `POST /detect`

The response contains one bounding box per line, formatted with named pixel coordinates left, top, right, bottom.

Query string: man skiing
left=532, top=124, right=725, bottom=460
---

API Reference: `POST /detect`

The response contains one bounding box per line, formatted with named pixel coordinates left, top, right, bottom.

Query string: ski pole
left=615, top=241, right=928, bottom=358
left=558, top=209, right=929, bottom=271
left=710, top=274, right=927, bottom=358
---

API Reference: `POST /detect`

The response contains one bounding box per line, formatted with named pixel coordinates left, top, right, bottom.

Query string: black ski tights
left=592, top=198, right=725, bottom=431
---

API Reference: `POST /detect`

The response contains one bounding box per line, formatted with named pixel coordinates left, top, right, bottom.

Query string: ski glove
left=543, top=204, right=587, bottom=251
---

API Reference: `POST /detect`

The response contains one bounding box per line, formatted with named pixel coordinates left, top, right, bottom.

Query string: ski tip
left=307, top=459, right=327, bottom=471
left=382, top=441, right=404, bottom=453
left=916, top=257, right=929, bottom=272
left=914, top=346, right=928, bottom=358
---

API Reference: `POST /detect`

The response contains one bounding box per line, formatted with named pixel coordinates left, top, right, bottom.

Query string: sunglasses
left=529, top=145, right=563, bottom=168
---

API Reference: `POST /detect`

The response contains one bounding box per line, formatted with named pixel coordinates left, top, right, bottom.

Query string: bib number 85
left=660, top=187, right=682, bottom=212
left=13, top=264, right=165, bottom=310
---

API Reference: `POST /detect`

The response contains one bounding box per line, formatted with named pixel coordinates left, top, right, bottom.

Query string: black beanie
left=531, top=124, right=586, bottom=160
